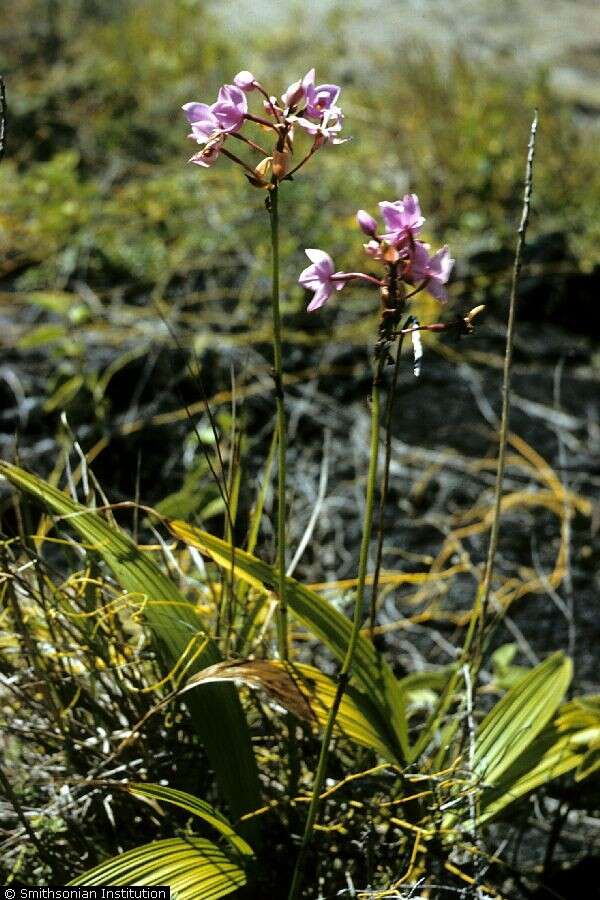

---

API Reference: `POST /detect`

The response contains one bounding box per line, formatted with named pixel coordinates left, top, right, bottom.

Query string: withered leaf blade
left=181, top=659, right=318, bottom=724
left=180, top=659, right=400, bottom=760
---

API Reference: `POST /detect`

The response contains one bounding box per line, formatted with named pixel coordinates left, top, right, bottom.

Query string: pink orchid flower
left=210, top=84, right=248, bottom=133
left=292, top=106, right=347, bottom=144
left=281, top=68, right=315, bottom=109
left=304, top=70, right=341, bottom=119
left=379, top=194, right=425, bottom=247
left=298, top=249, right=348, bottom=312
left=407, top=242, right=454, bottom=302
left=182, top=103, right=221, bottom=144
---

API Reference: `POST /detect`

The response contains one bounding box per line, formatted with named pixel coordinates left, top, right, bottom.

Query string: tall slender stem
left=408, top=115, right=539, bottom=768
left=268, top=185, right=289, bottom=661
left=474, top=110, right=538, bottom=662
left=369, top=331, right=405, bottom=637
left=287, top=357, right=383, bottom=900
left=0, top=75, right=6, bottom=163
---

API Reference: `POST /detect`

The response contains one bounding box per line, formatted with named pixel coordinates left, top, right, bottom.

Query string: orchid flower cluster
left=182, top=68, right=346, bottom=186
left=299, top=194, right=454, bottom=313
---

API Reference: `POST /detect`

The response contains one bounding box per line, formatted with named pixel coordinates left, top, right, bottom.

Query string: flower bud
left=272, top=149, right=288, bottom=179
left=254, top=157, right=273, bottom=179
left=234, top=70, right=256, bottom=91
left=245, top=156, right=273, bottom=188
left=357, top=209, right=377, bottom=236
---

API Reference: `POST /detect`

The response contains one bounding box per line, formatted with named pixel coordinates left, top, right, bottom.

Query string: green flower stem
left=369, top=331, right=405, bottom=637
left=268, top=185, right=289, bottom=662
left=287, top=357, right=384, bottom=900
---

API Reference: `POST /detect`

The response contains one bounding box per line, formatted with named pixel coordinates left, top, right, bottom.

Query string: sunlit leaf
left=126, top=784, right=253, bottom=857
left=17, top=323, right=67, bottom=349
left=478, top=695, right=600, bottom=822
left=474, top=651, right=572, bottom=785
left=69, top=837, right=246, bottom=899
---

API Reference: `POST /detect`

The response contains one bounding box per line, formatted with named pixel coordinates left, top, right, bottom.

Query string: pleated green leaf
left=0, top=462, right=262, bottom=830
left=169, top=519, right=408, bottom=762
left=474, top=651, right=572, bottom=785
left=126, top=784, right=253, bottom=857
left=478, top=695, right=600, bottom=822
left=183, top=659, right=399, bottom=761
left=69, top=837, right=246, bottom=899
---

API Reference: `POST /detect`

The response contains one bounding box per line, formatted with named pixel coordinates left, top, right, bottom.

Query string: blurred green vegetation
left=1, top=0, right=599, bottom=318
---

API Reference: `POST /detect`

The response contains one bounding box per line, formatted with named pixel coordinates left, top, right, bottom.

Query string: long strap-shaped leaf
left=478, top=696, right=600, bottom=823
left=69, top=837, right=246, bottom=899
left=169, top=519, right=409, bottom=761
left=0, top=462, right=262, bottom=832
left=127, top=783, right=253, bottom=857
left=474, top=650, right=572, bottom=784
left=443, top=652, right=572, bottom=832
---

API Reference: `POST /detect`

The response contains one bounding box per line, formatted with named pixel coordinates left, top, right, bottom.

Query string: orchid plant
left=183, top=69, right=347, bottom=665
left=182, top=73, right=487, bottom=895
left=290, top=194, right=486, bottom=899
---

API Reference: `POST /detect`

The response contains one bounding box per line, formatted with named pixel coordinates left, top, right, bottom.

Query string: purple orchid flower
left=379, top=194, right=425, bottom=246
left=292, top=106, right=347, bottom=144
left=281, top=69, right=314, bottom=109
left=298, top=249, right=348, bottom=312
left=304, top=70, right=341, bottom=119
left=182, top=103, right=221, bottom=144
left=210, top=84, right=248, bottom=133
left=407, top=241, right=454, bottom=302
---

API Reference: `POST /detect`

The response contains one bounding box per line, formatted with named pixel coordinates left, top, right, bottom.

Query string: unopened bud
left=234, top=70, right=257, bottom=91
left=282, top=79, right=304, bottom=109
left=245, top=156, right=273, bottom=189
left=357, top=209, right=377, bottom=237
